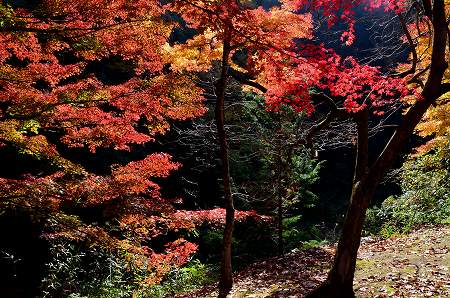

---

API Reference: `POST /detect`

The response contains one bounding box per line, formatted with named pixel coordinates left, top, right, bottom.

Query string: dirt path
left=354, top=226, right=449, bottom=297
left=176, top=225, right=449, bottom=297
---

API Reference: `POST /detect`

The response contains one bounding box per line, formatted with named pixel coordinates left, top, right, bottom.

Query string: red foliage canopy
left=168, top=0, right=412, bottom=116
left=0, top=0, right=247, bottom=284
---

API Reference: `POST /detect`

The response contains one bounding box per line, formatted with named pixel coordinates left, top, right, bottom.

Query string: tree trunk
left=217, top=28, right=234, bottom=298
left=277, top=168, right=283, bottom=255
left=276, top=114, right=284, bottom=255
left=306, top=110, right=370, bottom=297
left=306, top=3, right=447, bottom=296
left=307, top=184, right=372, bottom=297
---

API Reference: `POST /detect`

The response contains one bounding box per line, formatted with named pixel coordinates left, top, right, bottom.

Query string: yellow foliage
left=400, top=5, right=450, bottom=156
left=0, top=119, right=85, bottom=174
left=415, top=99, right=450, bottom=157
left=164, top=29, right=223, bottom=72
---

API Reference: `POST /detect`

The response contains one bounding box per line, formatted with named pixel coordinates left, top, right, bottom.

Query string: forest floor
left=176, top=225, right=449, bottom=297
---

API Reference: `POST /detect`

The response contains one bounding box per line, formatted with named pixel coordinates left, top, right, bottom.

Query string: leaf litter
left=176, top=225, right=449, bottom=297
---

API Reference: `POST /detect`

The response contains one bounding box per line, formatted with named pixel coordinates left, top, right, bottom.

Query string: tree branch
left=395, top=13, right=418, bottom=77
left=228, top=68, right=267, bottom=93
left=440, top=83, right=450, bottom=95
left=368, top=0, right=448, bottom=191
left=289, top=92, right=349, bottom=152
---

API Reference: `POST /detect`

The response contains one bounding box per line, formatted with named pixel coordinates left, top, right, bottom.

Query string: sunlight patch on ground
left=177, top=226, right=449, bottom=298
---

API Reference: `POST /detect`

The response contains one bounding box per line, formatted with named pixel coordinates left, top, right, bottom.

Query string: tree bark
left=306, top=2, right=447, bottom=297
left=276, top=114, right=284, bottom=255
left=276, top=156, right=284, bottom=255
left=217, top=27, right=234, bottom=298
left=277, top=187, right=283, bottom=255
left=307, top=110, right=371, bottom=298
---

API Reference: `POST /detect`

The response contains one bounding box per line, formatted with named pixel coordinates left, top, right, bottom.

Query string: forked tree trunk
left=307, top=103, right=442, bottom=298
left=306, top=103, right=438, bottom=298
left=306, top=2, right=447, bottom=296
left=217, top=28, right=234, bottom=298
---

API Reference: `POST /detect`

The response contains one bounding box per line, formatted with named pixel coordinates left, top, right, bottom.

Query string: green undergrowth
left=364, top=150, right=450, bottom=238
left=141, top=260, right=218, bottom=298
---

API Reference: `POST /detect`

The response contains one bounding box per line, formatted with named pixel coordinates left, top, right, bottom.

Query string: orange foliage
left=0, top=0, right=208, bottom=284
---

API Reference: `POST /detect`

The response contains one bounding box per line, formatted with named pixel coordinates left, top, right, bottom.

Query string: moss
left=355, top=259, right=376, bottom=271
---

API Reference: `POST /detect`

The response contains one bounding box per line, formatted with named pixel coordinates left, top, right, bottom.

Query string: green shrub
left=365, top=150, right=450, bottom=237
left=306, top=239, right=328, bottom=249
left=197, top=219, right=276, bottom=268
left=41, top=241, right=217, bottom=298
left=282, top=216, right=330, bottom=251
left=41, top=241, right=135, bottom=298
left=142, top=260, right=217, bottom=298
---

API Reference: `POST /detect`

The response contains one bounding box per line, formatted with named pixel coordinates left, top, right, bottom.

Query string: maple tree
left=0, top=0, right=267, bottom=288
left=264, top=1, right=449, bottom=297
left=166, top=1, right=313, bottom=295
left=360, top=1, right=449, bottom=240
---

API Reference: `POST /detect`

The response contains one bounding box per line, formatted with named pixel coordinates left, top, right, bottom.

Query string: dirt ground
left=176, top=225, right=449, bottom=298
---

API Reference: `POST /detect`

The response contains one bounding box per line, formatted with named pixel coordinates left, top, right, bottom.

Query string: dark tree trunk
left=276, top=115, right=284, bottom=255
left=306, top=2, right=447, bottom=297
left=307, top=110, right=371, bottom=297
left=217, top=28, right=234, bottom=298
left=277, top=191, right=283, bottom=255
left=277, top=161, right=284, bottom=255
left=309, top=185, right=372, bottom=298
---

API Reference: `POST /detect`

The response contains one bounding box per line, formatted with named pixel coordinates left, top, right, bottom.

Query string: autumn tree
left=256, top=1, right=449, bottom=296
left=166, top=1, right=312, bottom=296
left=0, top=0, right=233, bottom=288
left=408, top=1, right=450, bottom=158
left=364, top=2, right=450, bottom=237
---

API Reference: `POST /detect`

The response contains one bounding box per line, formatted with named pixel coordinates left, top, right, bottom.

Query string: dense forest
left=0, top=0, right=449, bottom=297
